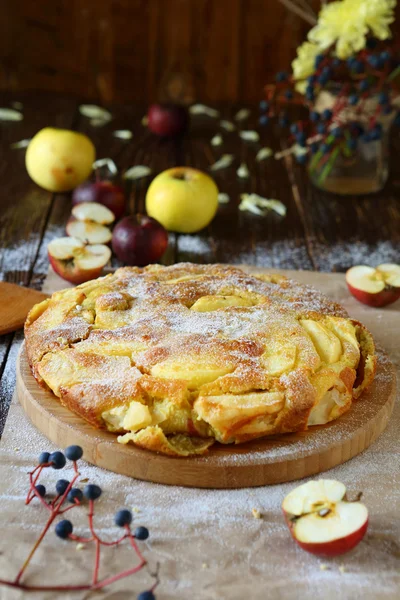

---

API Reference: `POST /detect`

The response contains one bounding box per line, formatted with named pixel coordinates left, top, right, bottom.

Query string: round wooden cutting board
left=17, top=344, right=396, bottom=489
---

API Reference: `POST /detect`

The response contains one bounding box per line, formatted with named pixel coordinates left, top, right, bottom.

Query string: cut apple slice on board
left=282, top=479, right=368, bottom=556
left=48, top=236, right=111, bottom=284
left=66, top=220, right=112, bottom=244
left=346, top=264, right=400, bottom=307
left=72, top=201, right=115, bottom=225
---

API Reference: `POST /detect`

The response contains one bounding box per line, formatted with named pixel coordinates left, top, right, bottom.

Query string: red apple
left=346, top=264, right=400, bottom=307
left=48, top=237, right=111, bottom=284
left=282, top=479, right=368, bottom=556
left=111, top=215, right=168, bottom=266
left=72, top=180, right=126, bottom=220
left=147, top=103, right=188, bottom=137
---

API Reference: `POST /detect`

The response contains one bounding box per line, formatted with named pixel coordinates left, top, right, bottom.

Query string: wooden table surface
left=0, top=91, right=399, bottom=435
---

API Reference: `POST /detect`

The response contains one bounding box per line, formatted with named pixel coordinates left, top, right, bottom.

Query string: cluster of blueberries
left=258, top=39, right=400, bottom=164
left=35, top=445, right=154, bottom=600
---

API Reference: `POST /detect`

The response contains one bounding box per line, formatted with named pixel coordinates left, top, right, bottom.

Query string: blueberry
left=348, top=94, right=359, bottom=106
left=353, top=60, right=364, bottom=74
left=359, top=80, right=369, bottom=92
left=35, top=484, right=46, bottom=497
left=347, top=57, right=357, bottom=68
left=380, top=51, right=391, bottom=63
left=49, top=451, right=66, bottom=470
left=55, top=520, right=73, bottom=539
left=137, top=592, right=155, bottom=600
left=67, top=488, right=83, bottom=504
left=38, top=452, right=50, bottom=465
left=332, top=127, right=343, bottom=138
left=83, top=484, right=102, bottom=501
left=56, top=479, right=70, bottom=495
left=367, top=55, right=379, bottom=68
left=332, top=58, right=341, bottom=68
left=259, top=114, right=269, bottom=126
left=285, top=89, right=294, bottom=100
left=290, top=123, right=299, bottom=135
left=317, top=123, right=326, bottom=134
left=296, top=131, right=307, bottom=146
left=278, top=115, right=289, bottom=127
left=369, top=124, right=382, bottom=140
left=307, top=75, right=317, bottom=84
left=310, top=142, right=319, bottom=154
left=134, top=526, right=149, bottom=541
left=310, top=111, right=320, bottom=122
left=317, top=73, right=329, bottom=85
left=295, top=154, right=308, bottom=165
left=259, top=100, right=269, bottom=112
left=351, top=123, right=364, bottom=137
left=306, top=89, right=315, bottom=101
left=379, top=91, right=389, bottom=105
left=321, top=143, right=331, bottom=154
left=65, top=445, right=83, bottom=462
left=315, top=54, right=324, bottom=69
left=114, top=509, right=133, bottom=527
left=322, top=109, right=333, bottom=121
left=275, top=71, right=288, bottom=82
left=362, top=131, right=372, bottom=142
left=347, top=138, right=357, bottom=151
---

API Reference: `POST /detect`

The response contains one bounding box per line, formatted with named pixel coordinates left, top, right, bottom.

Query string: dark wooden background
left=0, top=0, right=354, bottom=104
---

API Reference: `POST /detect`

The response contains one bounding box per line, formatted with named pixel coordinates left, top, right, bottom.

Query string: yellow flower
left=292, top=41, right=320, bottom=84
left=308, top=0, right=396, bottom=60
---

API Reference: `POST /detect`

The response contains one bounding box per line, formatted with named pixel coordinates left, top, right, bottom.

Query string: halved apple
left=282, top=479, right=368, bottom=556
left=346, top=264, right=400, bottom=307
left=71, top=201, right=115, bottom=225
left=48, top=236, right=111, bottom=284
left=66, top=220, right=112, bottom=244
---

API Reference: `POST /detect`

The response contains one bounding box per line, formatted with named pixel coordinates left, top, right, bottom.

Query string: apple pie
left=25, top=264, right=376, bottom=456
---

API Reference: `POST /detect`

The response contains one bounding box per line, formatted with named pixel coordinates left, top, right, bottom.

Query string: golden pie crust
left=25, top=264, right=376, bottom=456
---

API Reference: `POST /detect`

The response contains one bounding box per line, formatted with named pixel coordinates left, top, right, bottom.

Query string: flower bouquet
left=261, top=0, right=400, bottom=194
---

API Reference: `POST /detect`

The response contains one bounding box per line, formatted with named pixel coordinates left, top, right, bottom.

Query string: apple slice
left=48, top=236, right=111, bottom=284
left=66, top=220, right=112, bottom=244
left=282, top=479, right=368, bottom=556
left=346, top=264, right=400, bottom=307
left=71, top=201, right=115, bottom=225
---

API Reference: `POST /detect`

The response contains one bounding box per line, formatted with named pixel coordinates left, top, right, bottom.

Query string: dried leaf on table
left=93, top=158, right=118, bottom=175
left=79, top=105, right=112, bottom=121
left=239, top=193, right=287, bottom=217
left=235, top=108, right=251, bottom=121
left=123, top=165, right=152, bottom=180
left=237, top=163, right=250, bottom=178
left=113, top=130, right=133, bottom=140
left=210, top=154, right=234, bottom=171
left=239, top=130, right=260, bottom=142
left=256, top=147, right=273, bottom=161
left=10, top=139, right=31, bottom=149
left=218, top=193, right=230, bottom=204
left=0, top=108, right=23, bottom=121
left=220, top=120, right=236, bottom=132
left=189, top=104, right=220, bottom=118
left=211, top=134, right=223, bottom=146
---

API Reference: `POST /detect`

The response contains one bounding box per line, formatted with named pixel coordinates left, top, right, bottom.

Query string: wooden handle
left=0, top=282, right=49, bottom=335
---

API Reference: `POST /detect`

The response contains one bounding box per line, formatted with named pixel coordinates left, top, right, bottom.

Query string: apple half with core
left=346, top=264, right=400, bottom=307
left=48, top=237, right=111, bottom=284
left=72, top=181, right=126, bottom=220
left=282, top=479, right=368, bottom=556
left=66, top=202, right=114, bottom=244
left=146, top=167, right=218, bottom=233
left=112, top=215, right=168, bottom=266
left=26, top=128, right=95, bottom=192
left=147, top=103, right=188, bottom=137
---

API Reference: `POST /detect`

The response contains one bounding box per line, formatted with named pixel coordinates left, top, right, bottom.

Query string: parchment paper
left=0, top=267, right=399, bottom=600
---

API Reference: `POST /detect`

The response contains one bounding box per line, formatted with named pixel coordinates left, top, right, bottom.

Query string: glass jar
left=308, top=130, right=390, bottom=195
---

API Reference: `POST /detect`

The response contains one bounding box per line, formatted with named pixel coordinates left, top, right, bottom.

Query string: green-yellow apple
left=145, top=167, right=218, bottom=233
left=26, top=128, right=96, bottom=192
